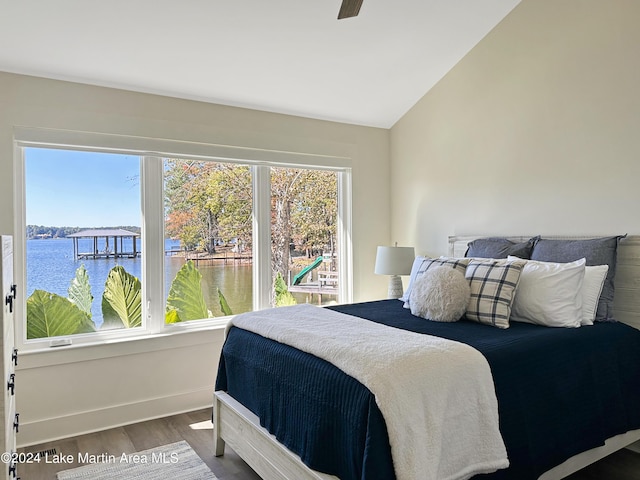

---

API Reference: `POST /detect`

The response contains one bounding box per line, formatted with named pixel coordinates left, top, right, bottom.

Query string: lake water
left=26, top=238, right=331, bottom=325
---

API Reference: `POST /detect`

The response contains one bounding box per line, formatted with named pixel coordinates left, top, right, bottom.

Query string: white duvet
left=230, top=303, right=509, bottom=480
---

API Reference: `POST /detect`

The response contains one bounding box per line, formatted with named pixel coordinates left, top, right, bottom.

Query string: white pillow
left=580, top=265, right=609, bottom=326
left=507, top=256, right=586, bottom=328
left=399, top=256, right=426, bottom=303
left=409, top=266, right=470, bottom=322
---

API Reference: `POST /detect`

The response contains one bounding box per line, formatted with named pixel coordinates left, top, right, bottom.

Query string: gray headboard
left=448, top=235, right=640, bottom=330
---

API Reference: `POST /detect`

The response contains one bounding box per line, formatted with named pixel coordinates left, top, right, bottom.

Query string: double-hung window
left=14, top=130, right=352, bottom=351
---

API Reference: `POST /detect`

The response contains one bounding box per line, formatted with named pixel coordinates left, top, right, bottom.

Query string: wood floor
left=17, top=408, right=260, bottom=480
left=17, top=408, right=640, bottom=479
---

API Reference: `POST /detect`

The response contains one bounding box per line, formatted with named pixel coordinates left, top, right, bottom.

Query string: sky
left=25, top=148, right=142, bottom=227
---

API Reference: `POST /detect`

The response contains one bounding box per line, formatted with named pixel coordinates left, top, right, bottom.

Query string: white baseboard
left=18, top=388, right=214, bottom=448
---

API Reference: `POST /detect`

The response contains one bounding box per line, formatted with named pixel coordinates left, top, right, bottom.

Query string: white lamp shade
left=374, top=246, right=415, bottom=276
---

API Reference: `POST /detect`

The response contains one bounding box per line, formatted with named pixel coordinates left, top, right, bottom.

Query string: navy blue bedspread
left=215, top=300, right=640, bottom=480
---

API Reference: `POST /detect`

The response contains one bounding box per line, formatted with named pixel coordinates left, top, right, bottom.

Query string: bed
left=213, top=235, right=640, bottom=480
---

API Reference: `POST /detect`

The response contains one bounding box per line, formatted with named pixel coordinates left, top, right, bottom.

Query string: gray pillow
left=465, top=236, right=539, bottom=259
left=530, top=236, right=626, bottom=321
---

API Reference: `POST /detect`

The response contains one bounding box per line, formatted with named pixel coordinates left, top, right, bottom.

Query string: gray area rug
left=56, top=440, right=216, bottom=479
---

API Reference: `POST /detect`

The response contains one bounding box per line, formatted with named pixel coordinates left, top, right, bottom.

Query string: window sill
left=17, top=319, right=229, bottom=370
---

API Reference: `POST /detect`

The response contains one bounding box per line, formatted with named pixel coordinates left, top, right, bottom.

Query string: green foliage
left=164, top=161, right=253, bottom=253
left=274, top=272, right=297, bottom=307
left=164, top=161, right=219, bottom=253
left=290, top=170, right=337, bottom=256
left=26, top=265, right=144, bottom=338
left=101, top=266, right=142, bottom=330
left=164, top=161, right=338, bottom=306
left=165, top=260, right=210, bottom=322
left=270, top=168, right=337, bottom=282
left=67, top=264, right=93, bottom=318
left=206, top=165, right=252, bottom=246
left=165, top=309, right=181, bottom=324
left=218, top=288, right=233, bottom=316
left=27, top=259, right=235, bottom=338
left=26, top=290, right=95, bottom=339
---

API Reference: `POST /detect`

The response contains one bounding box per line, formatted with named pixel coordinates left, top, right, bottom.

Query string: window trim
left=252, top=165, right=273, bottom=310
left=13, top=126, right=352, bottom=170
left=14, top=128, right=353, bottom=352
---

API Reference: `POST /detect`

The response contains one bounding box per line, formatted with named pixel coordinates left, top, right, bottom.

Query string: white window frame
left=13, top=128, right=353, bottom=352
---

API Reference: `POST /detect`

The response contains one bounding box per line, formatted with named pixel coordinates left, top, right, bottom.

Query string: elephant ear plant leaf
left=101, top=266, right=142, bottom=330
left=26, top=259, right=235, bottom=336
left=166, top=260, right=210, bottom=322
left=165, top=308, right=181, bottom=324
left=274, top=272, right=297, bottom=307
left=67, top=264, right=93, bottom=318
left=26, top=289, right=96, bottom=339
left=217, top=288, right=233, bottom=316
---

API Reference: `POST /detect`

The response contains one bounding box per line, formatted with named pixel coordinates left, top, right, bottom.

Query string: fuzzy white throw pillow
left=409, top=266, right=471, bottom=322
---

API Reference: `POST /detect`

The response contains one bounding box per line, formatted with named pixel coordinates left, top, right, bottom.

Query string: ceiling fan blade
left=338, top=0, right=364, bottom=19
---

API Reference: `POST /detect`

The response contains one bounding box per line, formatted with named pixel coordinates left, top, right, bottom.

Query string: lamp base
left=387, top=275, right=404, bottom=299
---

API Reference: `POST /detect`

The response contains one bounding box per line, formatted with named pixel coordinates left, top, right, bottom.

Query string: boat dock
left=69, top=228, right=140, bottom=261
left=288, top=270, right=338, bottom=301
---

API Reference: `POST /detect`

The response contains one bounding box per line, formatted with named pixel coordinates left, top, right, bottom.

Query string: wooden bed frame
left=214, top=234, right=640, bottom=480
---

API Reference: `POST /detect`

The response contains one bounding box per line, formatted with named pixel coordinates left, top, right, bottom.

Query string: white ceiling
left=0, top=0, right=520, bottom=128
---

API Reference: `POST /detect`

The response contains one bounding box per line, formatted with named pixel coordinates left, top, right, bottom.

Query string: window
left=15, top=131, right=352, bottom=350
left=24, top=148, right=143, bottom=338
left=163, top=159, right=253, bottom=320
left=271, top=167, right=339, bottom=306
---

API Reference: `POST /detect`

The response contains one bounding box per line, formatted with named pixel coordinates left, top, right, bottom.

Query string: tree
left=291, top=170, right=337, bottom=261
left=164, top=160, right=218, bottom=253
left=164, top=162, right=338, bottom=305
left=206, top=164, right=252, bottom=248
left=271, top=168, right=338, bottom=281
left=271, top=168, right=306, bottom=281
left=165, top=161, right=252, bottom=254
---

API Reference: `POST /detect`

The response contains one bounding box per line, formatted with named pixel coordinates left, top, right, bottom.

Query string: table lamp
left=375, top=244, right=415, bottom=299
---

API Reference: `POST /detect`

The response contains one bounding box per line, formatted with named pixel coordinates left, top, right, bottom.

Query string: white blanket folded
left=230, top=303, right=508, bottom=480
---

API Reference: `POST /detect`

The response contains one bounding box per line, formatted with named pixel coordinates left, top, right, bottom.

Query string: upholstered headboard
left=448, top=235, right=640, bottom=330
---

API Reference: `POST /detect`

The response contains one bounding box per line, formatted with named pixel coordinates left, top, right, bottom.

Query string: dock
left=69, top=228, right=140, bottom=261
left=77, top=251, right=140, bottom=260
left=288, top=284, right=338, bottom=294
left=183, top=250, right=252, bottom=265
left=288, top=270, right=338, bottom=302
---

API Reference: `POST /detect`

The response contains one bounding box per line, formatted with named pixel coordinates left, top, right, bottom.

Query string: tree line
left=164, top=160, right=338, bottom=281
left=27, top=225, right=141, bottom=239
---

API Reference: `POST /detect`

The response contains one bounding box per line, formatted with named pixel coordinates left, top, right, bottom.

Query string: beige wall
left=390, top=0, right=640, bottom=257
left=0, top=72, right=390, bottom=445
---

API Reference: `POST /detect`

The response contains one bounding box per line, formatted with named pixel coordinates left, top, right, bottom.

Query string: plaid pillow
left=403, top=257, right=470, bottom=309
left=465, top=259, right=526, bottom=329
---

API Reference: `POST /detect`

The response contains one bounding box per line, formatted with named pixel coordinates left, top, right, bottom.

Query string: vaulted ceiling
left=0, top=0, right=521, bottom=128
